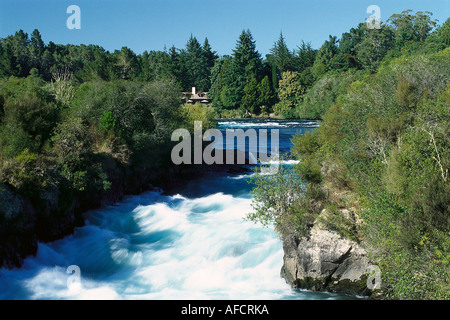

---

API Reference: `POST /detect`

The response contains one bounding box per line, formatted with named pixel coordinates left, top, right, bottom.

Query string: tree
left=140, top=50, right=173, bottom=81
left=294, top=41, right=317, bottom=73
left=275, top=71, right=303, bottom=118
left=257, top=76, right=275, bottom=108
left=0, top=76, right=59, bottom=157
left=356, top=25, right=394, bottom=72
left=241, top=77, right=259, bottom=114
left=278, top=71, right=303, bottom=103
left=0, top=30, right=30, bottom=77
left=209, top=58, right=225, bottom=105
left=413, top=11, right=437, bottom=41
left=270, top=32, right=294, bottom=73
left=181, top=35, right=209, bottom=91
left=168, top=45, right=185, bottom=83
left=29, top=29, right=45, bottom=74
left=248, top=164, right=314, bottom=238
left=217, top=29, right=263, bottom=109
left=435, top=18, right=450, bottom=46
left=210, top=56, right=241, bottom=109
left=312, top=35, right=338, bottom=77
left=388, top=10, right=437, bottom=47
left=233, top=29, right=263, bottom=82
left=332, top=26, right=364, bottom=71
left=114, top=46, right=140, bottom=80
left=201, top=38, right=218, bottom=91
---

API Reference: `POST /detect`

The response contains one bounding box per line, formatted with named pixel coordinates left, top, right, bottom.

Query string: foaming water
left=0, top=119, right=353, bottom=300
left=0, top=188, right=348, bottom=300
left=217, top=119, right=319, bottom=129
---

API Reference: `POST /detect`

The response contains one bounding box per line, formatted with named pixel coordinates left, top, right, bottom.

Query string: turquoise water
left=0, top=119, right=354, bottom=300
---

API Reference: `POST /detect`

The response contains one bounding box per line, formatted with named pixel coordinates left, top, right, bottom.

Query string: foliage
left=247, top=165, right=319, bottom=239
left=0, top=76, right=59, bottom=158
left=210, top=30, right=263, bottom=110
left=248, top=14, right=449, bottom=299
left=289, top=48, right=449, bottom=299
left=312, top=35, right=338, bottom=77
left=51, top=117, right=108, bottom=192
left=274, top=71, right=303, bottom=118
left=0, top=148, right=45, bottom=196
left=270, top=32, right=295, bottom=73
left=181, top=103, right=217, bottom=133
left=257, top=76, right=275, bottom=110
left=241, top=78, right=260, bottom=114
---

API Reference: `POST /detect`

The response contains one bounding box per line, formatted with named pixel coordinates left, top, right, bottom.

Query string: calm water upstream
left=0, top=119, right=355, bottom=300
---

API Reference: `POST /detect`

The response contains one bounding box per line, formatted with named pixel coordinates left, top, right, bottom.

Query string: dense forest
left=0, top=26, right=218, bottom=268
left=0, top=9, right=449, bottom=299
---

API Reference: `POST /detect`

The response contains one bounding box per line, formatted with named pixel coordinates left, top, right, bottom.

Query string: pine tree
left=28, top=29, right=45, bottom=75
left=270, top=32, right=293, bottom=73
left=2, top=30, right=30, bottom=77
left=257, top=76, right=274, bottom=107
left=182, top=35, right=208, bottom=91
left=114, top=46, right=140, bottom=80
left=232, top=29, right=262, bottom=82
left=168, top=45, right=187, bottom=88
left=209, top=58, right=225, bottom=105
left=219, top=29, right=263, bottom=109
left=241, top=77, right=260, bottom=114
left=203, top=38, right=217, bottom=70
left=295, top=41, right=317, bottom=72
left=201, top=38, right=218, bottom=91
left=30, top=29, right=45, bottom=57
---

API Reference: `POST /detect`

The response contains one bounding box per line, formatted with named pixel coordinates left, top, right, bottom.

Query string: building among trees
left=182, top=87, right=211, bottom=104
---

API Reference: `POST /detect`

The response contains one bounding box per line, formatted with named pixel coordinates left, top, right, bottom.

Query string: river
left=0, top=119, right=354, bottom=300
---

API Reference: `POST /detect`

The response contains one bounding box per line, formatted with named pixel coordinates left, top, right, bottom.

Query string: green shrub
left=69, top=78, right=183, bottom=167
left=247, top=165, right=318, bottom=239
left=0, top=76, right=59, bottom=157
left=0, top=148, right=45, bottom=196
left=182, top=103, right=216, bottom=132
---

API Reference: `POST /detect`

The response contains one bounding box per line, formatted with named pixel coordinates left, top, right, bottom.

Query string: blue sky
left=0, top=0, right=448, bottom=56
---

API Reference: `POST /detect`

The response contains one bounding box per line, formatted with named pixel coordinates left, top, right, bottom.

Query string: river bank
left=0, top=119, right=367, bottom=300
left=0, top=149, right=252, bottom=269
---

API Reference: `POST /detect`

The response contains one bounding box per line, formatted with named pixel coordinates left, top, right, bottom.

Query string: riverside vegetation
left=249, top=11, right=450, bottom=299
left=0, top=10, right=449, bottom=299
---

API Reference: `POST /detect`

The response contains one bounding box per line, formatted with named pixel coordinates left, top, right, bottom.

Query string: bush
left=296, top=71, right=362, bottom=120
left=0, top=76, right=59, bottom=157
left=182, top=103, right=216, bottom=132
left=247, top=165, right=318, bottom=239
left=52, top=117, right=109, bottom=192
left=69, top=78, right=183, bottom=167
left=0, top=149, right=45, bottom=196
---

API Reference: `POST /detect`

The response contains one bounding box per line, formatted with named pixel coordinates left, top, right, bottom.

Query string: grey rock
left=0, top=183, right=37, bottom=268
left=281, top=209, right=375, bottom=296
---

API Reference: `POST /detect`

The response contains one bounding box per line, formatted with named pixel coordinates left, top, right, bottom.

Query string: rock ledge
left=281, top=210, right=375, bottom=296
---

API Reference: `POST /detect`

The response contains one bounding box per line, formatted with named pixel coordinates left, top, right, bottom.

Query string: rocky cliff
left=280, top=209, right=377, bottom=297
left=0, top=156, right=250, bottom=269
left=0, top=157, right=164, bottom=269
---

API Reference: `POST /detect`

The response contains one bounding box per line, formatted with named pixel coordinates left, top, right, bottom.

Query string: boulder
left=281, top=210, right=375, bottom=296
